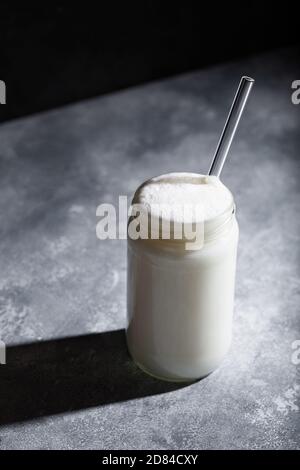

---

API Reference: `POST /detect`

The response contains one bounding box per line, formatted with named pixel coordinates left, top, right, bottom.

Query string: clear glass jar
left=126, top=174, right=239, bottom=382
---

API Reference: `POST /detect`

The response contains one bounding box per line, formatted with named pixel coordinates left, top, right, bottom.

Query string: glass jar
left=126, top=173, right=239, bottom=382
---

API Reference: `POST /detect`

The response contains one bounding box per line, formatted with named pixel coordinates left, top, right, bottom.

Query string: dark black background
left=0, top=1, right=299, bottom=122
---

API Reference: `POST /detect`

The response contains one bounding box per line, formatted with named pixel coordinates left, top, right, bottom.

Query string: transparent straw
left=208, top=76, right=254, bottom=177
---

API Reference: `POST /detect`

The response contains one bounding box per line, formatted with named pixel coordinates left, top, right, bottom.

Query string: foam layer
left=134, top=172, right=233, bottom=223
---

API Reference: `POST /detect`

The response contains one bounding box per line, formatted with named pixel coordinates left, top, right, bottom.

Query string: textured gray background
left=0, top=47, right=299, bottom=449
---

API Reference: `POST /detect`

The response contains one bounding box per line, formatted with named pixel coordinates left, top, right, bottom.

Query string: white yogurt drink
left=126, top=172, right=239, bottom=381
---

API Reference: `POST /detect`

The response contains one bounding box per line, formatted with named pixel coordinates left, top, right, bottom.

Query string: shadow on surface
left=0, top=329, right=189, bottom=425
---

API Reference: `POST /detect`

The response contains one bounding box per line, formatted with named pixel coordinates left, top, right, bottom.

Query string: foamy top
left=133, top=172, right=234, bottom=223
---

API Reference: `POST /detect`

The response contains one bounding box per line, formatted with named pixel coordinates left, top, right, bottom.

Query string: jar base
left=133, top=357, right=199, bottom=383
left=126, top=338, right=215, bottom=383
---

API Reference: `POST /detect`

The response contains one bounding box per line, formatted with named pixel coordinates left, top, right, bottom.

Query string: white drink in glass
left=126, top=172, right=239, bottom=381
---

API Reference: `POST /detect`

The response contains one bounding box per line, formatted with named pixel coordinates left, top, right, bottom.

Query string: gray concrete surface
left=0, top=47, right=299, bottom=449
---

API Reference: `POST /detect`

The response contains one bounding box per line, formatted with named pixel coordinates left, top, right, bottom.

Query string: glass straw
left=208, top=76, right=254, bottom=177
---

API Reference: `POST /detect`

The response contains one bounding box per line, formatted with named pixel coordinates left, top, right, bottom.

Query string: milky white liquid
left=126, top=173, right=239, bottom=381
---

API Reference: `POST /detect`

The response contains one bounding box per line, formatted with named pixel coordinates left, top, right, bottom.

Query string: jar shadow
left=0, top=329, right=195, bottom=425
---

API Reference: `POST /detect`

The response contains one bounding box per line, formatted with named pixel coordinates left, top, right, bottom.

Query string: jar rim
left=128, top=198, right=235, bottom=247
